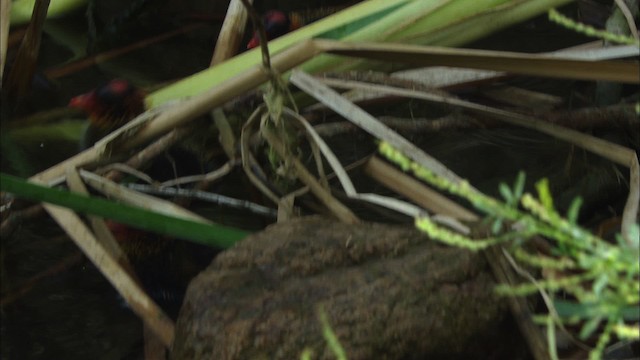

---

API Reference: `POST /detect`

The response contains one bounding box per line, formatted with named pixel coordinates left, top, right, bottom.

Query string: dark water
left=1, top=215, right=229, bottom=359
left=1, top=222, right=144, bottom=359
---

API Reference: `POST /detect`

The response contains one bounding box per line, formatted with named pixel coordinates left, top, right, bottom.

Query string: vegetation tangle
left=2, top=0, right=639, bottom=359
left=381, top=141, right=639, bottom=360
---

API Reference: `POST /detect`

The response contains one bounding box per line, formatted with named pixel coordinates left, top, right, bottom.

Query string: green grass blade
left=147, top=0, right=577, bottom=104
left=302, top=0, right=575, bottom=73
left=341, top=0, right=457, bottom=41
left=400, top=0, right=576, bottom=46
left=146, top=0, right=413, bottom=107
left=1, top=173, right=248, bottom=247
left=386, top=0, right=511, bottom=42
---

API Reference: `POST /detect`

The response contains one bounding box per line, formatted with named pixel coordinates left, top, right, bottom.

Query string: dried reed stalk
left=41, top=204, right=175, bottom=346
left=210, top=0, right=252, bottom=66
left=30, top=39, right=637, bottom=186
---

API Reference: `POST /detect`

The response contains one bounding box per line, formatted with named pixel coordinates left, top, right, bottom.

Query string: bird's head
left=247, top=10, right=300, bottom=49
left=69, top=79, right=146, bottom=129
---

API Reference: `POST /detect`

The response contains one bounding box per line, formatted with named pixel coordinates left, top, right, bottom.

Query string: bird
left=246, top=10, right=302, bottom=49
left=68, top=79, right=216, bottom=319
left=68, top=79, right=146, bottom=150
left=246, top=6, right=352, bottom=49
left=69, top=78, right=209, bottom=180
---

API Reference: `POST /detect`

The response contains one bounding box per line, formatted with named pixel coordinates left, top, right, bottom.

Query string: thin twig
left=99, top=163, right=155, bottom=184
left=613, top=0, right=639, bottom=40
left=104, top=126, right=193, bottom=183
left=44, top=23, right=205, bottom=79
left=126, top=183, right=277, bottom=218
left=239, top=0, right=271, bottom=69
left=80, top=170, right=212, bottom=224
left=540, top=104, right=639, bottom=128
left=312, top=114, right=477, bottom=137
left=483, top=245, right=551, bottom=360
left=160, top=160, right=238, bottom=188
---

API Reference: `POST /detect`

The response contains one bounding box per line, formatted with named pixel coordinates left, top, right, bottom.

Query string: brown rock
left=171, top=216, right=518, bottom=360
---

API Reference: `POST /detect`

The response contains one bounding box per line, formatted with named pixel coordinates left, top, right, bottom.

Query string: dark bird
left=68, top=79, right=203, bottom=178
left=246, top=6, right=351, bottom=49
left=69, top=79, right=146, bottom=149
left=247, top=10, right=301, bottom=49
left=68, top=79, right=216, bottom=319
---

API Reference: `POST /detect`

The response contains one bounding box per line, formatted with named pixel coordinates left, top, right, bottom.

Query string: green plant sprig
left=512, top=247, right=576, bottom=270
left=415, top=215, right=519, bottom=250
left=379, top=141, right=639, bottom=359
left=380, top=141, right=589, bottom=250
left=548, top=8, right=640, bottom=46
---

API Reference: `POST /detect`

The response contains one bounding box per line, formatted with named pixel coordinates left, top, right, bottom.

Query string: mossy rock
left=172, top=216, right=523, bottom=359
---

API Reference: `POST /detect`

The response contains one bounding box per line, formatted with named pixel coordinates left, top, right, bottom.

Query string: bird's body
left=68, top=79, right=215, bottom=318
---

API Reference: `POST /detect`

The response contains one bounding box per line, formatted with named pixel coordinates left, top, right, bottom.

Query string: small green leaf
left=621, top=306, right=640, bottom=321
left=299, top=349, right=313, bottom=360
left=567, top=196, right=583, bottom=224
left=553, top=299, right=597, bottom=318
left=491, top=218, right=503, bottom=234
left=579, top=316, right=603, bottom=340
left=513, top=171, right=526, bottom=200
left=499, top=183, right=513, bottom=204
left=318, top=307, right=347, bottom=360
left=553, top=300, right=640, bottom=321
left=592, top=275, right=608, bottom=296
left=535, top=178, right=554, bottom=211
